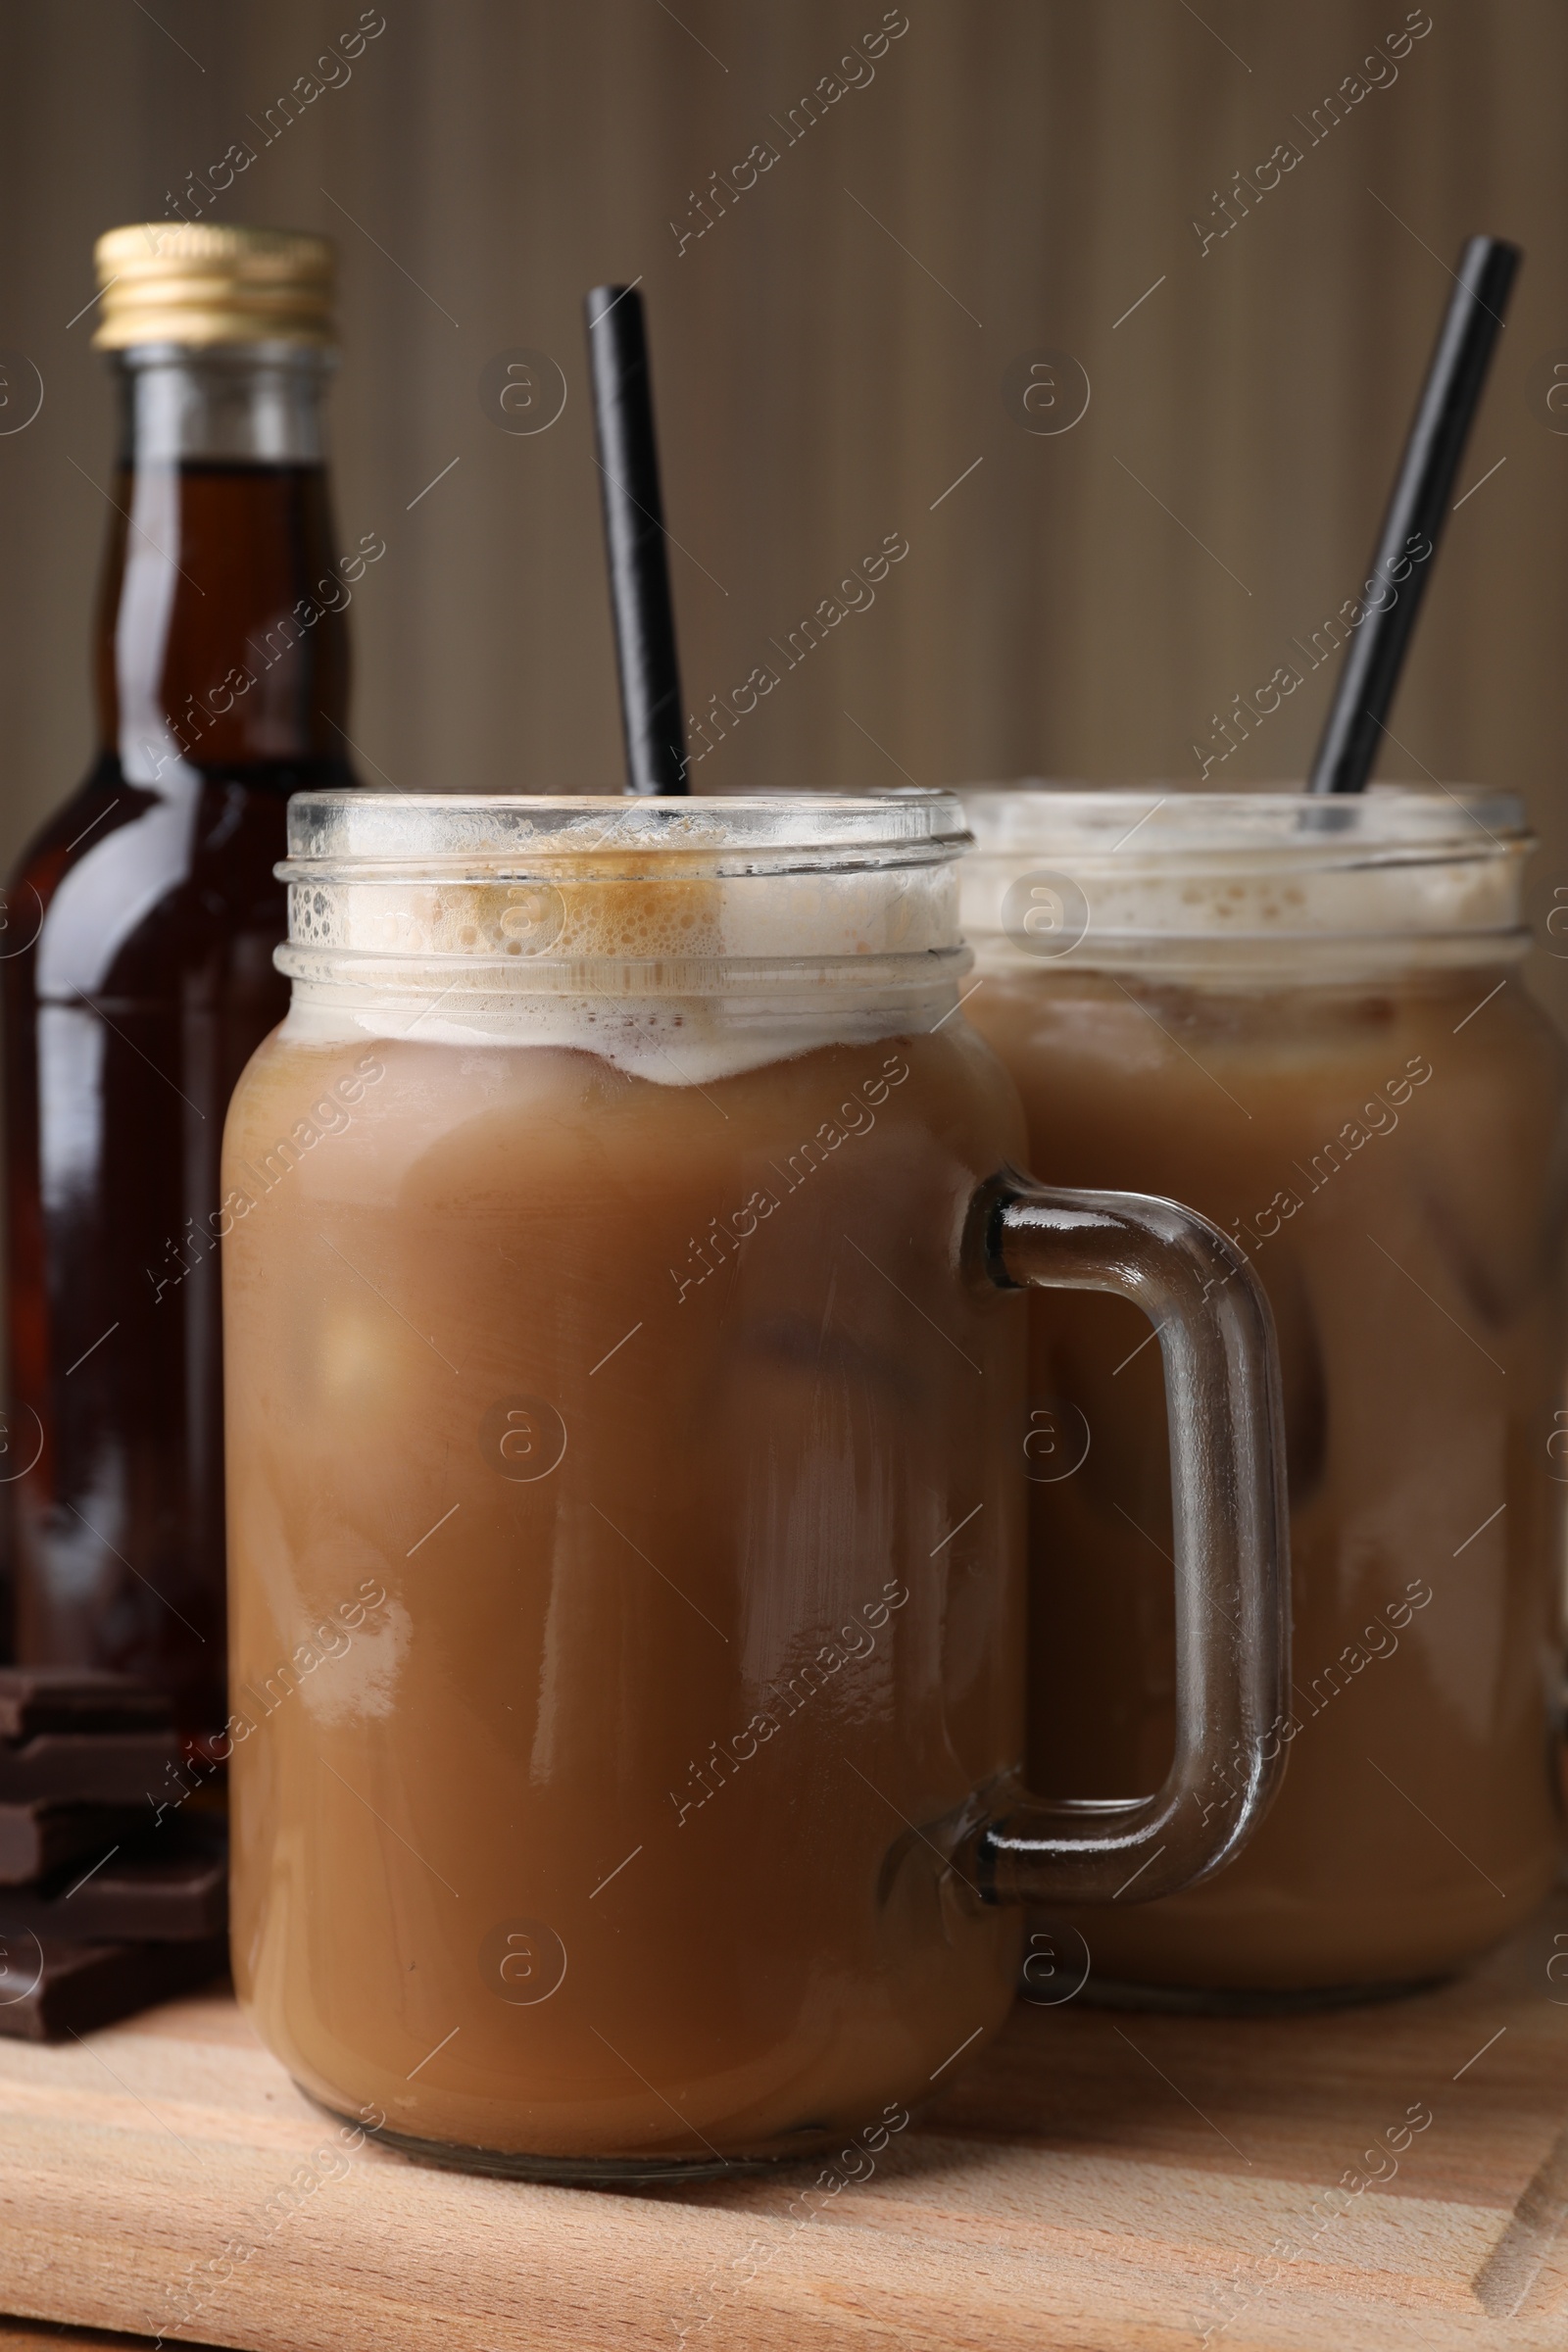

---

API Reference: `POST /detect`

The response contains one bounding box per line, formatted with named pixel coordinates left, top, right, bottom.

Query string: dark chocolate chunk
left=0, top=1802, right=149, bottom=1886
left=0, top=1668, right=173, bottom=1740
left=0, top=1727, right=183, bottom=1805
left=0, top=1820, right=226, bottom=1941
left=0, top=1932, right=228, bottom=2040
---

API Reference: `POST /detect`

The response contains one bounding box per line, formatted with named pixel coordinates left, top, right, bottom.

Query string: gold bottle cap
left=91, top=223, right=335, bottom=351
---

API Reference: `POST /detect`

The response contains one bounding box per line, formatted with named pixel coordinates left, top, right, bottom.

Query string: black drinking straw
left=1306, top=235, right=1520, bottom=796
left=584, top=283, right=688, bottom=796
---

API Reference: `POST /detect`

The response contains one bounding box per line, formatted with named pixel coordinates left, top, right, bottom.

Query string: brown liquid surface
left=968, top=964, right=1568, bottom=1990
left=223, top=1020, right=1027, bottom=2160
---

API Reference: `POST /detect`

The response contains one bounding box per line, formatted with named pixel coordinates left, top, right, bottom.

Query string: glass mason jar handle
left=968, top=1173, right=1291, bottom=1906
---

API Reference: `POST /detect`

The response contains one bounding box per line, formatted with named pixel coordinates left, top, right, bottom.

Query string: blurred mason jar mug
left=221, top=791, right=1286, bottom=2177
left=960, top=783, right=1568, bottom=2002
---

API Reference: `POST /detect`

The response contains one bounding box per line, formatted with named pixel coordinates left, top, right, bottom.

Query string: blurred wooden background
left=3, top=0, right=1567, bottom=1014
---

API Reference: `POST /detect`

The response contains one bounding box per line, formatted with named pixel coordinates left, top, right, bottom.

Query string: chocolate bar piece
left=0, top=1821, right=226, bottom=1941
left=0, top=1667, right=172, bottom=1740
left=0, top=1932, right=228, bottom=2041
left=0, top=1802, right=149, bottom=1886
left=0, top=1727, right=182, bottom=1805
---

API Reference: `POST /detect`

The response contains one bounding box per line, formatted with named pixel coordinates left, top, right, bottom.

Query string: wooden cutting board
left=3, top=1894, right=1568, bottom=2352
left=0, top=2328, right=206, bottom=2350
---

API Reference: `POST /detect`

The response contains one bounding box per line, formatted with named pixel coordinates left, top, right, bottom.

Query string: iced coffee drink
left=222, top=793, right=1287, bottom=2173
left=962, top=785, right=1568, bottom=1996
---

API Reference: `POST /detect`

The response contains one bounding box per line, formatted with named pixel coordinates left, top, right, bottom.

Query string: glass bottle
left=3, top=224, right=360, bottom=1746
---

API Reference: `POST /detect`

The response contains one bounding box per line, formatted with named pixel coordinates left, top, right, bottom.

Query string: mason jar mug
left=961, top=784, right=1568, bottom=2001
left=221, top=792, right=1287, bottom=2175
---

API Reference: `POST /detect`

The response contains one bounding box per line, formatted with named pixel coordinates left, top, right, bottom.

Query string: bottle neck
left=114, top=341, right=331, bottom=465
left=94, top=344, right=355, bottom=786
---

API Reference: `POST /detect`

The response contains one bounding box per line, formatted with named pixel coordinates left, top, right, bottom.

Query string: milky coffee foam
left=276, top=794, right=971, bottom=1085
left=959, top=785, right=1531, bottom=974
